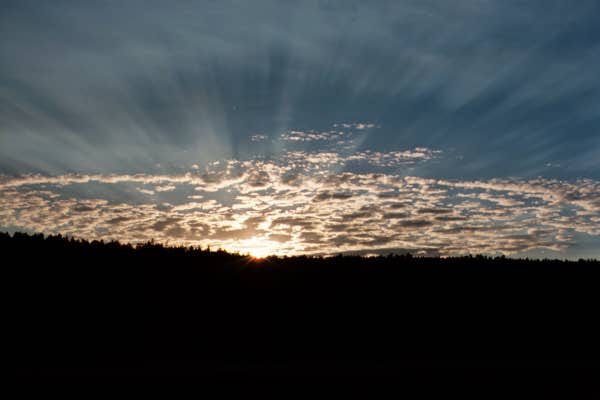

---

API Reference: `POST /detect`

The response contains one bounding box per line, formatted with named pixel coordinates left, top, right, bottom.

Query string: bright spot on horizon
left=232, top=237, right=282, bottom=259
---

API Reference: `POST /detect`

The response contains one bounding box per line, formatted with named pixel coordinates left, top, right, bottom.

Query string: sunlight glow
left=232, top=237, right=281, bottom=259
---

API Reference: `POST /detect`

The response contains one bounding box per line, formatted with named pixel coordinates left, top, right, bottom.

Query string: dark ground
left=7, top=232, right=599, bottom=386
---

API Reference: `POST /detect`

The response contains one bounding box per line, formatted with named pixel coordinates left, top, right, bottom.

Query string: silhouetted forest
left=8, top=232, right=599, bottom=378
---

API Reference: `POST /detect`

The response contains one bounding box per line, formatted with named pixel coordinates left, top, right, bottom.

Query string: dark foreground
left=8, top=233, right=599, bottom=382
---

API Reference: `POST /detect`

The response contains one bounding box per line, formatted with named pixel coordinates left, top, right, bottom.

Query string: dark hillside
left=7, top=232, right=599, bottom=378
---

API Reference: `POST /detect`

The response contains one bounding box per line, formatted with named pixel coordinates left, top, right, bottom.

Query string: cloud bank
left=2, top=147, right=598, bottom=258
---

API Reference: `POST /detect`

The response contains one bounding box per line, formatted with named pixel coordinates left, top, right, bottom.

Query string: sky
left=1, top=0, right=599, bottom=258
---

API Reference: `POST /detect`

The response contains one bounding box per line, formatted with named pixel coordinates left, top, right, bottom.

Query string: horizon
left=1, top=1, right=599, bottom=259
left=4, top=231, right=598, bottom=262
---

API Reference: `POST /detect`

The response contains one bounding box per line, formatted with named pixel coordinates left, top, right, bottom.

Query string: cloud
left=1, top=147, right=599, bottom=258
left=345, top=149, right=441, bottom=167
left=332, top=123, right=377, bottom=130
left=138, top=188, right=155, bottom=196
left=250, top=134, right=268, bottom=142
left=280, top=130, right=346, bottom=142
left=313, top=191, right=354, bottom=202
left=155, top=185, right=176, bottom=192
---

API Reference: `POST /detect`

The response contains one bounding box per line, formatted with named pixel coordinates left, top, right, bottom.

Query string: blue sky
left=1, top=1, right=599, bottom=258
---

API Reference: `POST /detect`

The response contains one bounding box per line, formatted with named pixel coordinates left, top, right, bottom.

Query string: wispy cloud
left=2, top=2, right=598, bottom=178
left=250, top=134, right=268, bottom=142
left=280, top=130, right=347, bottom=142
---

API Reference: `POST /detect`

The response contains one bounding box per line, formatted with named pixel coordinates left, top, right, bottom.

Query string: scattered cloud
left=155, top=185, right=177, bottom=192
left=280, top=130, right=348, bottom=142
left=138, top=188, right=155, bottom=196
left=346, top=148, right=441, bottom=167
left=278, top=123, right=377, bottom=147
left=250, top=134, right=268, bottom=142
left=1, top=147, right=598, bottom=257
left=332, top=123, right=378, bottom=130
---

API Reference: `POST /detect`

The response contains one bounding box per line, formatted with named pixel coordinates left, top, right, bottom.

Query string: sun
left=247, top=248, right=271, bottom=259
left=234, top=237, right=280, bottom=259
